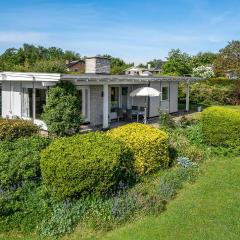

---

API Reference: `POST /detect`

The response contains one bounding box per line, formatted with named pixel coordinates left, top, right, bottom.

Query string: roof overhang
left=61, top=74, right=201, bottom=85
left=0, top=72, right=61, bottom=82
left=0, top=72, right=202, bottom=85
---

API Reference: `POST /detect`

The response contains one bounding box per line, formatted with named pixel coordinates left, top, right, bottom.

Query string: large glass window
left=22, top=88, right=46, bottom=119
left=111, top=87, right=119, bottom=112
left=162, top=86, right=169, bottom=101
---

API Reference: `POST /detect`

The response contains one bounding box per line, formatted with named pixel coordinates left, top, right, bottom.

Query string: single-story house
left=125, top=65, right=161, bottom=76
left=0, top=57, right=199, bottom=130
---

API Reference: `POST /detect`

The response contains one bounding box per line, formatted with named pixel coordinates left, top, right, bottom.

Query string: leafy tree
left=42, top=81, right=82, bottom=136
left=192, top=52, right=217, bottom=68
left=162, top=49, right=193, bottom=76
left=33, top=59, right=66, bottom=73
left=214, top=41, right=240, bottom=77
left=0, top=44, right=80, bottom=72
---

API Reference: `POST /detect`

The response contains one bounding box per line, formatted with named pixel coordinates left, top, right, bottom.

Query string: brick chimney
left=85, top=56, right=111, bottom=74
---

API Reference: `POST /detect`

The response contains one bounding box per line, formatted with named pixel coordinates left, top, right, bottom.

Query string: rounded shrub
left=202, top=106, right=240, bottom=147
left=0, top=119, right=39, bottom=141
left=40, top=132, right=134, bottom=200
left=107, top=123, right=169, bottom=176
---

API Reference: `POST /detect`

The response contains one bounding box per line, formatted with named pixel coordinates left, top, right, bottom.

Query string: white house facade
left=0, top=57, right=199, bottom=130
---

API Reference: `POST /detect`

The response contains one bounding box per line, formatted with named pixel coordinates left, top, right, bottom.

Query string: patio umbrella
left=130, top=87, right=161, bottom=124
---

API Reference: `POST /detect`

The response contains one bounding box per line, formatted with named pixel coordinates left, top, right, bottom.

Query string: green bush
left=42, top=81, right=82, bottom=137
left=107, top=123, right=169, bottom=176
left=159, top=165, right=199, bottom=200
left=169, top=127, right=205, bottom=163
left=0, top=119, right=39, bottom=141
left=159, top=111, right=176, bottom=131
left=40, top=132, right=135, bottom=200
left=202, top=106, right=240, bottom=147
left=0, top=137, right=50, bottom=220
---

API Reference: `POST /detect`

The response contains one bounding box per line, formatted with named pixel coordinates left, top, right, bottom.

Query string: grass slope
left=101, top=157, right=240, bottom=240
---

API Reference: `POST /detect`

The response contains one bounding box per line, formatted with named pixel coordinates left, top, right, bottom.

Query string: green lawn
left=101, top=156, right=240, bottom=240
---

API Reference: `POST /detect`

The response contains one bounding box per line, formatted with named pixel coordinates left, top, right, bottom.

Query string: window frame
left=162, top=86, right=169, bottom=101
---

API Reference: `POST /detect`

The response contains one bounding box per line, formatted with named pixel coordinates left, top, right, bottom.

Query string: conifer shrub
left=40, top=132, right=135, bottom=200
left=107, top=123, right=169, bottom=176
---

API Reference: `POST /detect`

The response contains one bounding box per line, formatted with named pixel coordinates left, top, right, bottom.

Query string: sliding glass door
left=22, top=88, right=46, bottom=119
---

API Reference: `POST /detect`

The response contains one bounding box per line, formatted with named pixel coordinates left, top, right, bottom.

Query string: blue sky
left=0, top=0, right=239, bottom=63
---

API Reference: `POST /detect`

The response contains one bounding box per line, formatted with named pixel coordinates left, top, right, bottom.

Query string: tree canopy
left=214, top=41, right=240, bottom=77
left=162, top=49, right=193, bottom=76
left=0, top=44, right=80, bottom=73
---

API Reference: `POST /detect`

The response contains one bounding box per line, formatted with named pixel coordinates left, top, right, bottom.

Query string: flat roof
left=61, top=74, right=201, bottom=83
left=0, top=72, right=201, bottom=84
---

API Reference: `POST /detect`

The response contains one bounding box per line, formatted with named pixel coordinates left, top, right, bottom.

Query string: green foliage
left=202, top=106, right=240, bottom=147
left=40, top=132, right=135, bottom=200
left=108, top=123, right=169, bottom=176
left=159, top=111, right=176, bottom=131
left=184, top=78, right=238, bottom=106
left=0, top=119, right=39, bottom=141
left=192, top=52, right=217, bottom=68
left=214, top=40, right=240, bottom=77
left=39, top=200, right=87, bottom=237
left=0, top=137, right=50, bottom=222
left=162, top=49, right=193, bottom=76
left=176, top=113, right=201, bottom=128
left=42, top=81, right=82, bottom=136
left=0, top=44, right=80, bottom=72
left=32, top=59, right=66, bottom=73
left=159, top=166, right=198, bottom=200
left=169, top=126, right=205, bottom=163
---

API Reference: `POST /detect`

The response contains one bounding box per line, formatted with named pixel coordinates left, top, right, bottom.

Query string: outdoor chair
left=116, top=108, right=124, bottom=122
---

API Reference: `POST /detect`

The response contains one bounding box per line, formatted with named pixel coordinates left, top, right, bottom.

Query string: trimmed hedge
left=107, top=123, right=169, bottom=176
left=0, top=119, right=39, bottom=141
left=202, top=106, right=240, bottom=147
left=40, top=132, right=135, bottom=200
left=0, top=136, right=50, bottom=217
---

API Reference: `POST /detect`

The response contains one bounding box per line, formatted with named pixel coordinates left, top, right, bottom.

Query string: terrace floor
left=80, top=110, right=201, bottom=133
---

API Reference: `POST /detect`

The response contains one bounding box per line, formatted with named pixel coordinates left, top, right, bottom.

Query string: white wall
left=149, top=81, right=178, bottom=117
left=1, top=81, right=48, bottom=130
left=169, top=82, right=178, bottom=112
left=2, top=82, right=22, bottom=117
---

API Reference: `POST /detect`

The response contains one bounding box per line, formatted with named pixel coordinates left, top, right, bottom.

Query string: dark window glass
left=162, top=87, right=169, bottom=101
